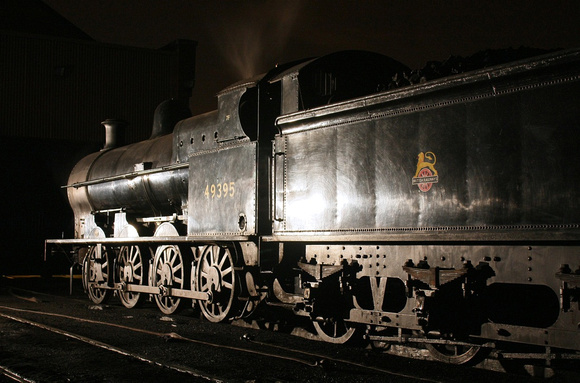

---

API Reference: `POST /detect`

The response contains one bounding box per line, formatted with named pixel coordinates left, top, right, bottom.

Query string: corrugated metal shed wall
left=1, top=32, right=182, bottom=144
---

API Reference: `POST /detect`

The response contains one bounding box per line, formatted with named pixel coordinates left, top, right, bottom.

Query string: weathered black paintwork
left=54, top=49, right=580, bottom=362
left=273, top=52, right=580, bottom=241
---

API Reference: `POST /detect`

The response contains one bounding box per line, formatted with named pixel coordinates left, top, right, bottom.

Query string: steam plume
left=212, top=2, right=303, bottom=79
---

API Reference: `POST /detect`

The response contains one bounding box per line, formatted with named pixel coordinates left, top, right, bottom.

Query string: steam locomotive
left=47, top=49, right=580, bottom=365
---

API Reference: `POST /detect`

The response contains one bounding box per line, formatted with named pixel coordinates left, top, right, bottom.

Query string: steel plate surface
left=188, top=143, right=257, bottom=236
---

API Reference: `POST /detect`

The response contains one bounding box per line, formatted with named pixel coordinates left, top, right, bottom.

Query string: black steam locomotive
left=48, top=49, right=580, bottom=365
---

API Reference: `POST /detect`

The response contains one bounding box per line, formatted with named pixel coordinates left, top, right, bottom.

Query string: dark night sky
left=42, top=0, right=580, bottom=115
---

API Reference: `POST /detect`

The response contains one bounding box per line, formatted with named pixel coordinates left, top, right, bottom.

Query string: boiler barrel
left=67, top=133, right=188, bottom=220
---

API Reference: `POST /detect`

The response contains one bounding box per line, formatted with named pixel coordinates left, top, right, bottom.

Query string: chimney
left=101, top=119, right=127, bottom=150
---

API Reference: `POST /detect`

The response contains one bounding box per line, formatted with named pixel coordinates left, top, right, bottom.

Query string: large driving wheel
left=117, top=245, right=149, bottom=308
left=196, top=245, right=238, bottom=323
left=313, top=318, right=358, bottom=344
left=82, top=245, right=112, bottom=304
left=152, top=245, right=189, bottom=315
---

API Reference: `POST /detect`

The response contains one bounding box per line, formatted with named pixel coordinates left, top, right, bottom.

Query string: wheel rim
left=117, top=245, right=147, bottom=308
left=425, top=342, right=484, bottom=365
left=152, top=245, right=187, bottom=315
left=82, top=245, right=111, bottom=304
left=313, top=318, right=357, bottom=344
left=196, top=245, right=236, bottom=323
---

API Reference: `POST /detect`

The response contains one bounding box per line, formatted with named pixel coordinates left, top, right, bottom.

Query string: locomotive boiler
left=48, top=49, right=580, bottom=365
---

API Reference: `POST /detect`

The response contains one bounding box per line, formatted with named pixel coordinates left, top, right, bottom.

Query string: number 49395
left=204, top=182, right=235, bottom=199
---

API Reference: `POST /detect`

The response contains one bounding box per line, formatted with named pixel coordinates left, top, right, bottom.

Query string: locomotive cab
left=268, top=50, right=409, bottom=114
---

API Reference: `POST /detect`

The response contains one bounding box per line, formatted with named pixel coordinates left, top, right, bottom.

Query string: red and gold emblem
left=412, top=152, right=439, bottom=192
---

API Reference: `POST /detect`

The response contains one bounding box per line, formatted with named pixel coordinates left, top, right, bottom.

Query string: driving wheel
left=196, top=244, right=238, bottom=323
left=117, top=245, right=149, bottom=308
left=152, top=245, right=189, bottom=315
left=82, top=245, right=112, bottom=304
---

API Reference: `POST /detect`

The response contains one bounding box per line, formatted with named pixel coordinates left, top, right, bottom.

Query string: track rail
left=0, top=303, right=443, bottom=383
left=0, top=310, right=222, bottom=382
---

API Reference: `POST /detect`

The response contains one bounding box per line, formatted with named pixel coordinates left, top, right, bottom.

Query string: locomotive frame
left=47, top=49, right=580, bottom=366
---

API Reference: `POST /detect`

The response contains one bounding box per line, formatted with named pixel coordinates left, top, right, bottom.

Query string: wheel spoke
left=212, top=246, right=220, bottom=265
left=221, top=265, right=232, bottom=277
left=218, top=254, right=227, bottom=269
left=128, top=247, right=136, bottom=261
left=170, top=250, right=178, bottom=266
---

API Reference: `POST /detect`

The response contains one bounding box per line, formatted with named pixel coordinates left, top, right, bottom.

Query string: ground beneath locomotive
left=1, top=276, right=578, bottom=383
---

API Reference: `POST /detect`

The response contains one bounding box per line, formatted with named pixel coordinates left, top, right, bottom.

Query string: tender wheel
left=313, top=318, right=358, bottom=344
left=152, top=245, right=189, bottom=315
left=425, top=342, right=487, bottom=365
left=370, top=339, right=391, bottom=351
left=117, top=245, right=149, bottom=308
left=82, top=245, right=112, bottom=304
left=196, top=245, right=237, bottom=323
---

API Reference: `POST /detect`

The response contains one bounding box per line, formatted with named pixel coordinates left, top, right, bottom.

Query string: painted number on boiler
left=205, top=182, right=235, bottom=199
